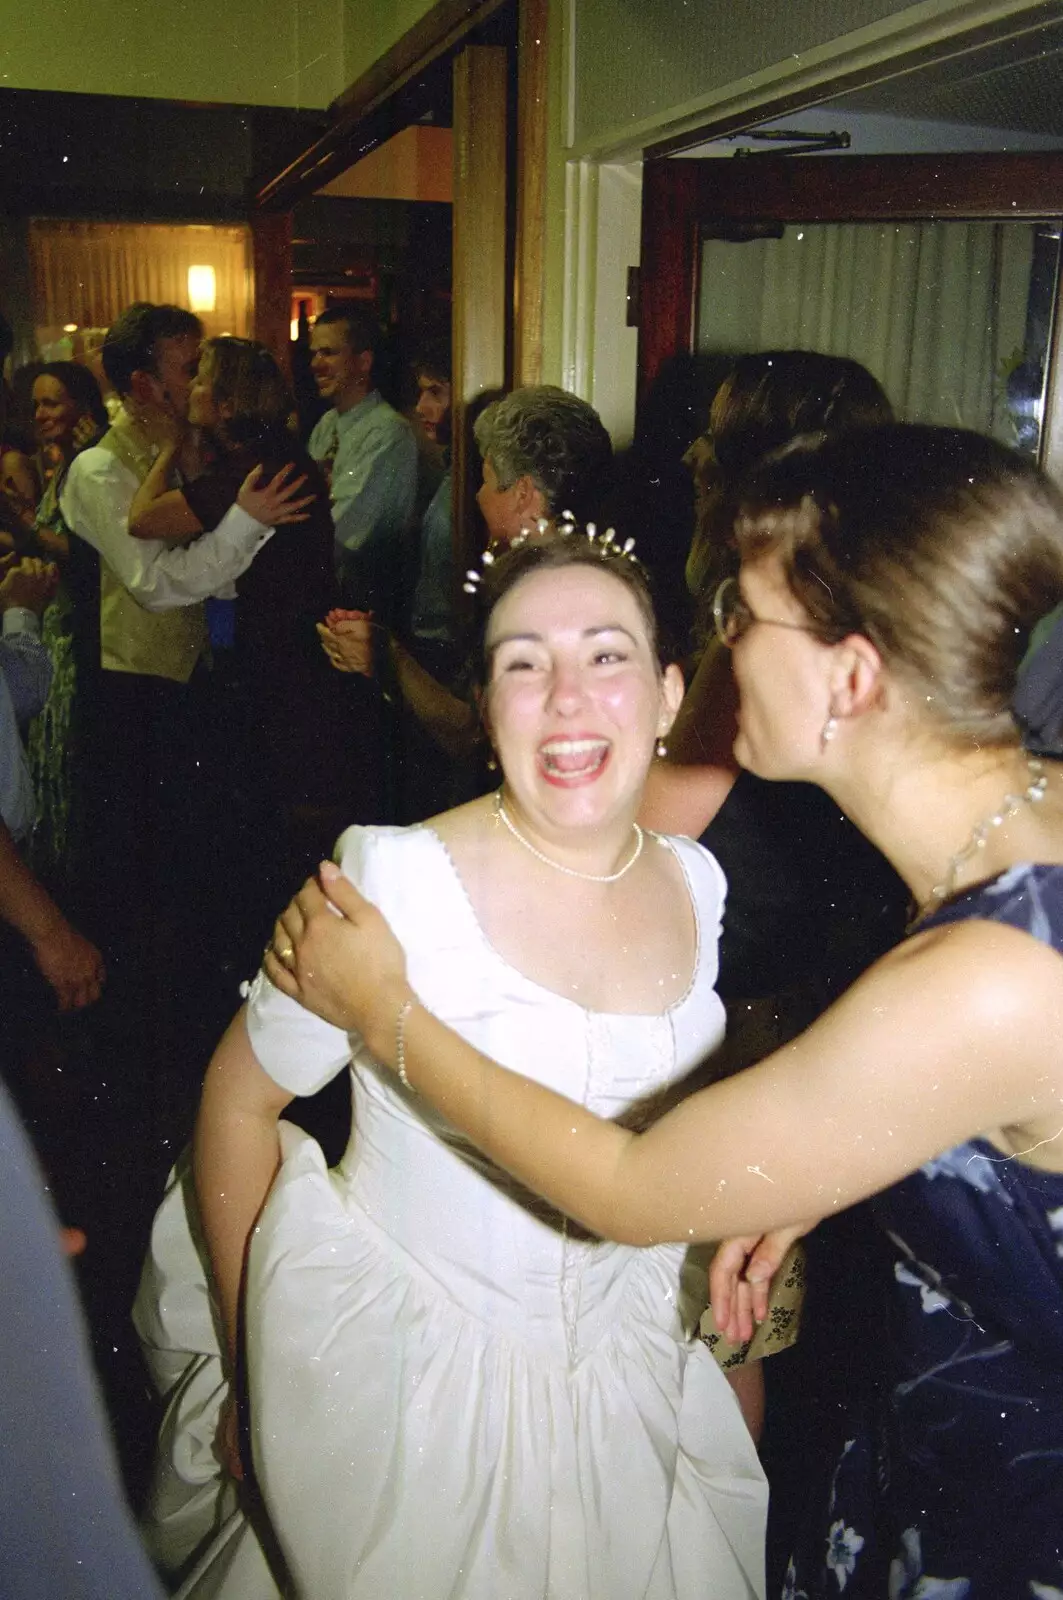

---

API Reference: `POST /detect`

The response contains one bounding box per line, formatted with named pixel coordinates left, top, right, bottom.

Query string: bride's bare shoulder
left=423, top=795, right=498, bottom=855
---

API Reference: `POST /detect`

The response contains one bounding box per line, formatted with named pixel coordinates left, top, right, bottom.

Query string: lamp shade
left=187, top=264, right=217, bottom=314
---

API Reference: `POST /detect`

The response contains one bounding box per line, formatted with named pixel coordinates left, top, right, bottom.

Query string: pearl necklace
left=911, top=755, right=1048, bottom=926
left=494, top=792, right=644, bottom=883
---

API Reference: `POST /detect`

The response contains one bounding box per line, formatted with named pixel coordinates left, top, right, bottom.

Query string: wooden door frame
left=637, top=152, right=1063, bottom=457
left=249, top=0, right=548, bottom=365
left=452, top=44, right=509, bottom=577
left=512, top=0, right=548, bottom=385
left=254, top=0, right=509, bottom=212
left=250, top=0, right=550, bottom=574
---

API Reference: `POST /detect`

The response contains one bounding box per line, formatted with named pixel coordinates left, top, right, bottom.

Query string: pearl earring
left=656, top=738, right=668, bottom=759
left=820, top=715, right=838, bottom=751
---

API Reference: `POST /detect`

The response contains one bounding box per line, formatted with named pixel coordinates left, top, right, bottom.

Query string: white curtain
left=697, top=220, right=1035, bottom=440
left=29, top=219, right=253, bottom=357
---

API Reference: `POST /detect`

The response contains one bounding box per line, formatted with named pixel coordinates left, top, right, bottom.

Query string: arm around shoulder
left=270, top=860, right=1063, bottom=1252
left=606, top=919, right=1063, bottom=1244
left=63, top=451, right=271, bottom=611
left=128, top=440, right=205, bottom=544
left=388, top=917, right=1063, bottom=1250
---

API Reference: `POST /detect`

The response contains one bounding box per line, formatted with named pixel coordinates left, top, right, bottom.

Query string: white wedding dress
left=135, top=824, right=767, bottom=1600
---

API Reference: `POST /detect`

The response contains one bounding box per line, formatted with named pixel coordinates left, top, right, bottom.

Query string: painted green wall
left=570, top=0, right=914, bottom=154
left=0, top=0, right=344, bottom=108
left=342, top=0, right=440, bottom=89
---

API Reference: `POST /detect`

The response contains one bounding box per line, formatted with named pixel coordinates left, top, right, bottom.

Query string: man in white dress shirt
left=61, top=303, right=274, bottom=671
left=308, top=307, right=417, bottom=627
left=59, top=303, right=277, bottom=1116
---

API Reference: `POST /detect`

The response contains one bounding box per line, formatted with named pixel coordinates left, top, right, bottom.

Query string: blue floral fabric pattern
left=785, top=864, right=1063, bottom=1598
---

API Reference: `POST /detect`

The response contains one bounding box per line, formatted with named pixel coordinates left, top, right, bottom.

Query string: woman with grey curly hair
left=472, top=385, right=614, bottom=537
left=320, top=385, right=615, bottom=793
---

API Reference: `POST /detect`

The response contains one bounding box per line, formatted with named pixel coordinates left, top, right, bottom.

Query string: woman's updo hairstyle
left=736, top=423, right=1063, bottom=748
left=199, top=337, right=294, bottom=452
left=474, top=529, right=664, bottom=690
left=685, top=350, right=893, bottom=600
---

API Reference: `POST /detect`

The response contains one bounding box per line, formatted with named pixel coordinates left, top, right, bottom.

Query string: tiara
left=462, top=517, right=638, bottom=593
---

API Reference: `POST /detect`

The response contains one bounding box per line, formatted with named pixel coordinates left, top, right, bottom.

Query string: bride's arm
left=267, top=866, right=1061, bottom=1251
left=192, top=1007, right=294, bottom=1367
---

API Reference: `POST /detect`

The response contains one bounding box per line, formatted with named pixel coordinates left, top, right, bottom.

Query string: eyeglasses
left=712, top=576, right=830, bottom=649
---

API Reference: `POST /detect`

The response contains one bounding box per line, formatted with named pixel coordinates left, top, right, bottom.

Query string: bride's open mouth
left=537, top=737, right=611, bottom=782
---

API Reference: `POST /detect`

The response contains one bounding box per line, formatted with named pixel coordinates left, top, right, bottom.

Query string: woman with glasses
left=274, top=423, right=1063, bottom=1598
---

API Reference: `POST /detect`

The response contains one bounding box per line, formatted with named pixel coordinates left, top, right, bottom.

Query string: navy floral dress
left=785, top=864, right=1063, bottom=1600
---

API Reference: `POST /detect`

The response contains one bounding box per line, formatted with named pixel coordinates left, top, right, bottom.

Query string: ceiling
left=679, top=8, right=1063, bottom=158
left=832, top=13, right=1063, bottom=139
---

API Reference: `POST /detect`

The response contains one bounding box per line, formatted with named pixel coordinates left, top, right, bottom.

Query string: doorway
left=638, top=151, right=1063, bottom=474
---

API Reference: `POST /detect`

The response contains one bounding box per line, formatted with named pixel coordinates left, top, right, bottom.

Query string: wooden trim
left=636, top=151, right=1063, bottom=419
left=452, top=46, right=509, bottom=579
left=512, top=0, right=549, bottom=385
left=255, top=0, right=508, bottom=210
left=636, top=161, right=699, bottom=417
left=683, top=152, right=1063, bottom=223
left=250, top=211, right=293, bottom=377
left=332, top=0, right=506, bottom=118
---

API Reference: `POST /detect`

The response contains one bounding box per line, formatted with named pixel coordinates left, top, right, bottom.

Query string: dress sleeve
left=672, top=833, right=728, bottom=943
left=245, top=826, right=375, bottom=1096
left=181, top=470, right=238, bottom=531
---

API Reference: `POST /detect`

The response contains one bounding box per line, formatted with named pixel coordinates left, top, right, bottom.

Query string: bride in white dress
left=135, top=533, right=767, bottom=1599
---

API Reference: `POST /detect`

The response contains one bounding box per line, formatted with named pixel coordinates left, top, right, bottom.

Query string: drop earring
left=820, top=714, right=838, bottom=751
left=656, top=737, right=668, bottom=759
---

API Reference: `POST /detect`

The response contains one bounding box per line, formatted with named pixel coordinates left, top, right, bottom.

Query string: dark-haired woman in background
left=32, top=363, right=110, bottom=539
left=644, top=353, right=905, bottom=991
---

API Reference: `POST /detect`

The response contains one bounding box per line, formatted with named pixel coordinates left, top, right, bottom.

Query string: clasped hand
left=0, top=555, right=60, bottom=615
left=263, top=863, right=412, bottom=1059
left=316, top=608, right=376, bottom=676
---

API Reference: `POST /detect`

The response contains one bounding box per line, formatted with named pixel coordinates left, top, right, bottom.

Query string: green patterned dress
left=26, top=468, right=82, bottom=889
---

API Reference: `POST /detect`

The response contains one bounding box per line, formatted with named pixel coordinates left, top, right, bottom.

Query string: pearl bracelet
left=395, top=997, right=416, bottom=1091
